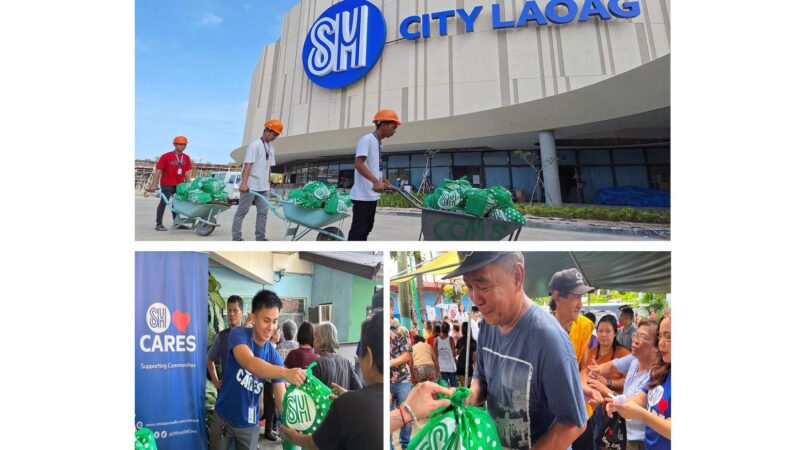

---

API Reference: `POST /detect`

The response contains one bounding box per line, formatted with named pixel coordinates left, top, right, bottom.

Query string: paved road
left=135, top=196, right=651, bottom=241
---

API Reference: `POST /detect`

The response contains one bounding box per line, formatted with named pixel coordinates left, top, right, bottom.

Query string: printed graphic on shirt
left=647, top=385, right=669, bottom=417
left=235, top=368, right=264, bottom=395
left=482, top=348, right=533, bottom=450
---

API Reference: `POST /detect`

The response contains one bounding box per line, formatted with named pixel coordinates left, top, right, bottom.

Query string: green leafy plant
left=206, top=272, right=226, bottom=434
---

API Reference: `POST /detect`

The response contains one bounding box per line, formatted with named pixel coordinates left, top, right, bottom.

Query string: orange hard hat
left=173, top=136, right=188, bottom=145
left=373, top=109, right=401, bottom=125
left=264, top=119, right=284, bottom=134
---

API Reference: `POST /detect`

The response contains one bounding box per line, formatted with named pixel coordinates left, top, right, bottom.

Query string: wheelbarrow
left=157, top=190, right=231, bottom=236
left=388, top=187, right=523, bottom=241
left=249, top=191, right=349, bottom=241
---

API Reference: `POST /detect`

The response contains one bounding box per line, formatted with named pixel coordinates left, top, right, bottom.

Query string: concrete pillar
left=539, top=130, right=563, bottom=207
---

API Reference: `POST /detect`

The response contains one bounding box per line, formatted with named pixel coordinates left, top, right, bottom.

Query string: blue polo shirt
left=214, top=327, right=285, bottom=428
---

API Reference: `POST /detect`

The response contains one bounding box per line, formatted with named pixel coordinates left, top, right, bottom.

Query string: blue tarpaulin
left=592, top=186, right=670, bottom=207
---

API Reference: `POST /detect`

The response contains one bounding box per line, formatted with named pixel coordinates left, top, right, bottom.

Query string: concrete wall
left=241, top=0, right=670, bottom=147
left=311, top=264, right=381, bottom=343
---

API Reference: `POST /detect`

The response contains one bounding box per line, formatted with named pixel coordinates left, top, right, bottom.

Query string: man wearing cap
left=347, top=109, right=400, bottom=241
left=444, top=252, right=588, bottom=450
left=232, top=120, right=282, bottom=241
left=148, top=136, right=193, bottom=231
left=549, top=268, right=605, bottom=450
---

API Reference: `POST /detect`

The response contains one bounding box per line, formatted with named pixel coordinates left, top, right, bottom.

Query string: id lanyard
left=174, top=152, right=184, bottom=175
left=248, top=334, right=268, bottom=424
left=373, top=131, right=382, bottom=173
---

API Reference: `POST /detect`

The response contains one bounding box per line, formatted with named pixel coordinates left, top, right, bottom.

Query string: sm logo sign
left=302, top=0, right=386, bottom=89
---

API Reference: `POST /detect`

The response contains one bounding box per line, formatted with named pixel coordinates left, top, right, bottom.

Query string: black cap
left=442, top=252, right=514, bottom=279
left=548, top=268, right=595, bottom=296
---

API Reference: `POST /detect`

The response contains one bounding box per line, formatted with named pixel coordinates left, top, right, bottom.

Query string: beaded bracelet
left=401, top=401, right=418, bottom=424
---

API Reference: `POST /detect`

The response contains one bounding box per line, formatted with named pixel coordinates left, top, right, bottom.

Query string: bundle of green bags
left=408, top=387, right=501, bottom=450
left=422, top=177, right=525, bottom=224
left=174, top=176, right=228, bottom=204
left=287, top=181, right=352, bottom=215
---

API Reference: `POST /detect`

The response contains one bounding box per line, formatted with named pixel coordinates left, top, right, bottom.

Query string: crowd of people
left=389, top=252, right=671, bottom=450
left=205, top=288, right=384, bottom=450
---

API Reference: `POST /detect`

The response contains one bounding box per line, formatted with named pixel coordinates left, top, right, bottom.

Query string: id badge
left=247, top=406, right=257, bottom=424
left=177, top=168, right=183, bottom=175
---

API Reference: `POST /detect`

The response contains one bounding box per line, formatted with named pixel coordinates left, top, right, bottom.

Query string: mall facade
left=232, top=0, right=670, bottom=204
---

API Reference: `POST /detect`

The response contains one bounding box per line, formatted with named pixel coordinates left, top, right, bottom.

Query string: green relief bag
left=188, top=190, right=212, bottom=204
left=302, top=181, right=330, bottom=202
left=408, top=387, right=501, bottom=450
left=504, top=207, right=526, bottom=224
left=323, top=192, right=341, bottom=215
left=282, top=362, right=333, bottom=435
left=202, top=179, right=225, bottom=194
left=176, top=182, right=192, bottom=196
left=212, top=191, right=229, bottom=202
left=487, top=208, right=507, bottom=222
left=463, top=190, right=497, bottom=217
left=487, top=185, right=514, bottom=210
left=134, top=427, right=158, bottom=450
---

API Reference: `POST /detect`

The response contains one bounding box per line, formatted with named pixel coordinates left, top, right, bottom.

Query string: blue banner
left=135, top=252, right=208, bottom=450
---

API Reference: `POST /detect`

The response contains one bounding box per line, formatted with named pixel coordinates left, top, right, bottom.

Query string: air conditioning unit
left=308, top=304, right=332, bottom=324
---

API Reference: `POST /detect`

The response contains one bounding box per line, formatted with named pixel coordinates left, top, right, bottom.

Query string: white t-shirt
left=242, top=137, right=276, bottom=191
left=349, top=132, right=382, bottom=201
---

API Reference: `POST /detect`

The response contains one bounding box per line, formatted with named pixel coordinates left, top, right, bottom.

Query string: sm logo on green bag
left=285, top=389, right=317, bottom=431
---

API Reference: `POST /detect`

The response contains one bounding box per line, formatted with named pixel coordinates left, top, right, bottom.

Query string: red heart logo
left=173, top=310, right=191, bottom=333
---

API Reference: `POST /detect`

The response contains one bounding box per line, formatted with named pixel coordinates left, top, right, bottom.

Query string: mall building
left=232, top=0, right=670, bottom=204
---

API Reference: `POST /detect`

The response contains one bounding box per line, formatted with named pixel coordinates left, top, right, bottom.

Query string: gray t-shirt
left=616, top=324, right=637, bottom=351
left=474, top=305, right=588, bottom=450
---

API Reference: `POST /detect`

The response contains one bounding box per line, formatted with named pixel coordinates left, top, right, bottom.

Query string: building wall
left=310, top=264, right=379, bottom=343
left=243, top=0, right=670, bottom=146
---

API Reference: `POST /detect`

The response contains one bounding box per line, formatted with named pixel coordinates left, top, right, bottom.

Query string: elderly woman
left=284, top=321, right=319, bottom=370
left=312, top=321, right=362, bottom=391
left=588, top=318, right=660, bottom=450
left=606, top=313, right=671, bottom=449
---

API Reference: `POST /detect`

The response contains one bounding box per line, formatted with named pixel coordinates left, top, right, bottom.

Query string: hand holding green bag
left=282, top=362, right=333, bottom=434
left=408, top=387, right=501, bottom=450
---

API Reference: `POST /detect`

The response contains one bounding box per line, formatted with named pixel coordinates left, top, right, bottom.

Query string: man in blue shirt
left=443, top=252, right=588, bottom=450
left=209, top=289, right=307, bottom=450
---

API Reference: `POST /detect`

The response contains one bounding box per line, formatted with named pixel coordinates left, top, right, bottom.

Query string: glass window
left=484, top=151, right=508, bottom=165
left=431, top=153, right=452, bottom=166
left=558, top=150, right=576, bottom=165
left=578, top=149, right=611, bottom=165
left=431, top=167, right=452, bottom=188
left=646, top=147, right=670, bottom=163
left=410, top=168, right=428, bottom=189
left=612, top=148, right=645, bottom=164
left=339, top=161, right=354, bottom=170
left=510, top=150, right=536, bottom=166
left=388, top=168, right=410, bottom=187
left=579, top=166, right=614, bottom=203
left=453, top=152, right=482, bottom=166
left=614, top=166, right=649, bottom=188
left=410, top=154, right=428, bottom=167
left=485, top=167, right=511, bottom=189
left=388, top=155, right=409, bottom=168
left=327, top=162, right=339, bottom=171
left=511, top=167, right=537, bottom=202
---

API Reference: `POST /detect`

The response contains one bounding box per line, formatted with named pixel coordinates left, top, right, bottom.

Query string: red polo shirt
left=156, top=151, right=191, bottom=186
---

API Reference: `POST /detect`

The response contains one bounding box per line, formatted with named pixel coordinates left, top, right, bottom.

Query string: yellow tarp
left=391, top=252, right=460, bottom=283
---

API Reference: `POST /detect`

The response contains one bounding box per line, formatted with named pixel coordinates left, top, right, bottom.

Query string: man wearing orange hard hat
left=148, top=136, right=193, bottom=231
left=347, top=109, right=400, bottom=241
left=231, top=119, right=283, bottom=241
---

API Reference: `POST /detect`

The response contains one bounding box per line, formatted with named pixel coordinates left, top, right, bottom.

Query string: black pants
left=261, top=382, right=275, bottom=434
left=156, top=185, right=177, bottom=225
left=347, top=200, right=377, bottom=241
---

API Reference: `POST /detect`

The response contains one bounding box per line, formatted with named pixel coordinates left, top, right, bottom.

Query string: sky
left=136, top=0, right=299, bottom=163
